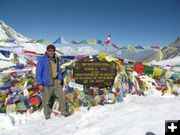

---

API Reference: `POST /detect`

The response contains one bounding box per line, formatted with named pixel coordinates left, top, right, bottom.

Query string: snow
left=20, top=42, right=47, bottom=54
left=151, top=56, right=180, bottom=72
left=0, top=20, right=30, bottom=42
left=0, top=94, right=180, bottom=135
left=152, top=56, right=180, bottom=66
left=0, top=20, right=47, bottom=55
left=0, top=26, right=8, bottom=39
left=59, top=46, right=100, bottom=56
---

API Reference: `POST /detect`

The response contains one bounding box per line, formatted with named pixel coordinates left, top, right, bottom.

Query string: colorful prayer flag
left=153, top=67, right=164, bottom=77
left=103, top=33, right=111, bottom=46
left=150, top=46, right=161, bottom=49
left=134, top=62, right=144, bottom=75
left=80, top=40, right=97, bottom=45
left=134, top=45, right=144, bottom=49
left=5, top=39, right=16, bottom=43
left=71, top=40, right=80, bottom=44
left=112, top=43, right=120, bottom=50
left=143, top=65, right=153, bottom=75
left=0, top=39, right=6, bottom=43
left=127, top=45, right=136, bottom=51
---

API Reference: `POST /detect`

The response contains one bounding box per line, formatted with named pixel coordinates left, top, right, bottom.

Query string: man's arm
left=36, top=58, right=43, bottom=85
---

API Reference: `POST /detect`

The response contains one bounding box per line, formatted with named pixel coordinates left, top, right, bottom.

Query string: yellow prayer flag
left=86, top=40, right=97, bottom=45
left=127, top=45, right=136, bottom=51
left=0, top=39, right=6, bottom=43
left=96, top=52, right=107, bottom=61
left=0, top=78, right=3, bottom=83
left=105, top=55, right=118, bottom=62
left=153, top=67, right=164, bottom=77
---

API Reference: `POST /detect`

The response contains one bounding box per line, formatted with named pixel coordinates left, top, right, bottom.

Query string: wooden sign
left=73, top=61, right=116, bottom=88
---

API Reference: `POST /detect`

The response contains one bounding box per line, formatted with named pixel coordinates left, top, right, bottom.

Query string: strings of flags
left=0, top=52, right=178, bottom=114
left=1, top=34, right=180, bottom=49
left=111, top=43, right=120, bottom=50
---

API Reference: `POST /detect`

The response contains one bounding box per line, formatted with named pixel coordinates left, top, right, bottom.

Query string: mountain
left=126, top=37, right=180, bottom=63
left=151, top=56, right=180, bottom=72
left=0, top=20, right=30, bottom=41
left=59, top=46, right=100, bottom=56
left=115, top=49, right=160, bottom=63
left=1, top=20, right=179, bottom=59
left=161, top=37, right=180, bottom=60
left=0, top=20, right=47, bottom=55
left=0, top=21, right=99, bottom=56
left=53, top=37, right=68, bottom=44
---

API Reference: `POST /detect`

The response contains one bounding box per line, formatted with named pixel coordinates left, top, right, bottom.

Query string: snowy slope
left=0, top=20, right=46, bottom=55
left=151, top=56, right=180, bottom=72
left=59, top=46, right=100, bottom=56
left=0, top=20, right=30, bottom=41
left=151, top=56, right=180, bottom=66
left=161, top=37, right=180, bottom=60
left=0, top=94, right=180, bottom=135
left=0, top=20, right=98, bottom=56
left=20, top=42, right=46, bottom=54
left=115, top=49, right=160, bottom=63
left=0, top=26, right=8, bottom=39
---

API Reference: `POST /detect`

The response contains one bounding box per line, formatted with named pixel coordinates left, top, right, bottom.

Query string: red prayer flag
left=112, top=43, right=120, bottom=50
left=71, top=40, right=80, bottom=44
left=23, top=50, right=37, bottom=55
left=103, top=33, right=111, bottom=46
left=134, top=62, right=145, bottom=75
left=150, top=46, right=160, bottom=49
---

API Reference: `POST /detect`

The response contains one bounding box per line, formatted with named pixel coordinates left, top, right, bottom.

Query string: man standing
left=36, top=44, right=69, bottom=119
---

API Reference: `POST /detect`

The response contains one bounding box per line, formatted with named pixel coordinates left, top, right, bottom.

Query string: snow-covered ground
left=0, top=93, right=180, bottom=135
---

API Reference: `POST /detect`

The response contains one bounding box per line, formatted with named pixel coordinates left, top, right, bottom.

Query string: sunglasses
left=47, top=49, right=55, bottom=52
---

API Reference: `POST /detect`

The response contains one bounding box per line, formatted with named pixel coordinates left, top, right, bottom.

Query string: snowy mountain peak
left=0, top=20, right=5, bottom=25
left=59, top=46, right=100, bottom=56
left=0, top=20, right=30, bottom=41
left=161, top=37, right=180, bottom=60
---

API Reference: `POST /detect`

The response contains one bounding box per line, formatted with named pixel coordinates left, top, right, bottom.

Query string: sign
left=73, top=61, right=116, bottom=88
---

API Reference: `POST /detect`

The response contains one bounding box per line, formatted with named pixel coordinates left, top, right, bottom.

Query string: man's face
left=47, top=49, right=55, bottom=58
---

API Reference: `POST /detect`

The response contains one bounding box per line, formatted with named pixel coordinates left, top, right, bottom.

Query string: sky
left=0, top=0, right=180, bottom=47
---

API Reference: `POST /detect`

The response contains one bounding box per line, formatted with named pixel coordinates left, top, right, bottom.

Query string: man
left=36, top=44, right=69, bottom=119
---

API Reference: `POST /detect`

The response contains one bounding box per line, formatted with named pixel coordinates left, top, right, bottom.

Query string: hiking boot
left=45, top=116, right=51, bottom=120
left=61, top=111, right=71, bottom=117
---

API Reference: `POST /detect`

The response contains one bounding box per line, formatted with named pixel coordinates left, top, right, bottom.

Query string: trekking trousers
left=41, top=79, right=66, bottom=119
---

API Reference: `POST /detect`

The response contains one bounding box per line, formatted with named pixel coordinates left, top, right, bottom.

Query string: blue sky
left=0, top=0, right=180, bottom=47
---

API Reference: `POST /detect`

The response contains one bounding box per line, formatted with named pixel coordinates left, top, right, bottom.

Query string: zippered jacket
left=36, top=53, right=63, bottom=87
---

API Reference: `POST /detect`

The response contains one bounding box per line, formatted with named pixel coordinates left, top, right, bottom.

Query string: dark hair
left=46, top=44, right=56, bottom=51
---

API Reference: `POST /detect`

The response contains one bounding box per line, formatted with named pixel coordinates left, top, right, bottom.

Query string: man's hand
left=39, top=85, right=44, bottom=91
left=58, top=80, right=62, bottom=85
